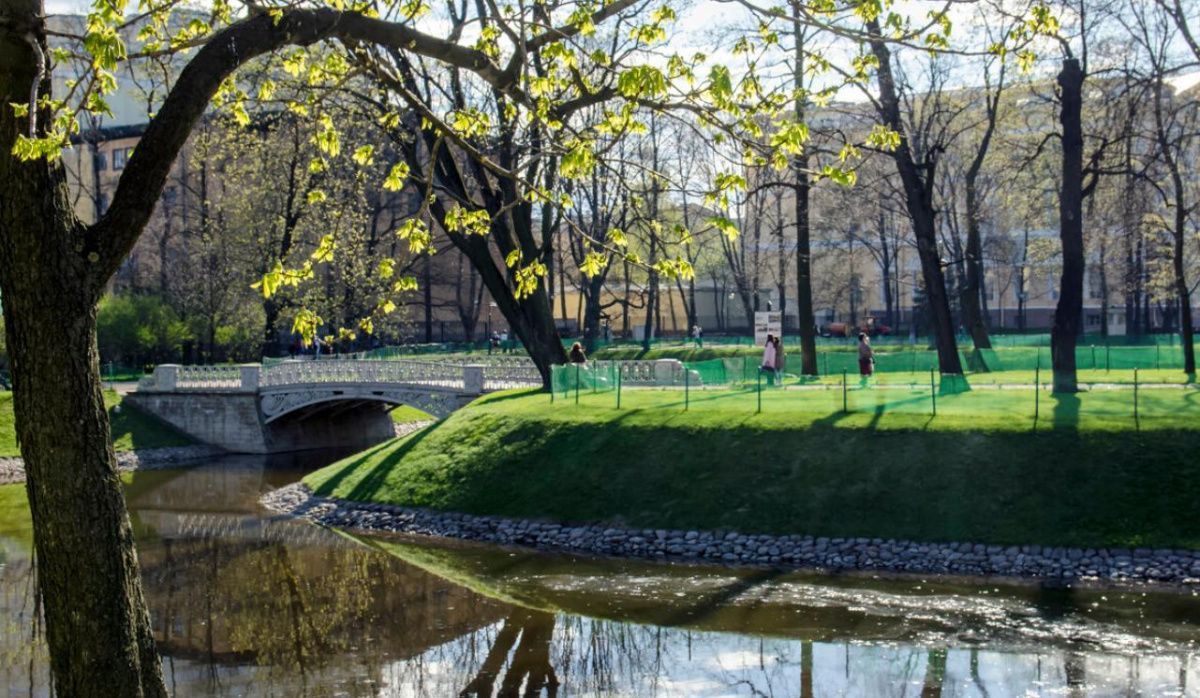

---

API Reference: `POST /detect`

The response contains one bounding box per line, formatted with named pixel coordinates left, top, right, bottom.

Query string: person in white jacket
left=761, top=334, right=777, bottom=385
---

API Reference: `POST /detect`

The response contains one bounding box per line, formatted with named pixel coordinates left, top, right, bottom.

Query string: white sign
left=754, top=311, right=782, bottom=347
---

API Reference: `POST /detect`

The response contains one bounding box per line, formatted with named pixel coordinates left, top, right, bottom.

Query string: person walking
left=692, top=324, right=704, bottom=348
left=857, top=332, right=874, bottom=387
left=761, top=334, right=777, bottom=386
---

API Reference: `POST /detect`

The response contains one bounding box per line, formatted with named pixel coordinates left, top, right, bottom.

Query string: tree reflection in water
left=461, top=609, right=558, bottom=697
left=1, top=462, right=1200, bottom=696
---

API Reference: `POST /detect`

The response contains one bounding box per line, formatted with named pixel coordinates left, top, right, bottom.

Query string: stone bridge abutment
left=126, top=359, right=537, bottom=454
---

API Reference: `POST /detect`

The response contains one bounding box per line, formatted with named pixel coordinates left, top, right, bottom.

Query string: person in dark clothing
left=568, top=342, right=588, bottom=365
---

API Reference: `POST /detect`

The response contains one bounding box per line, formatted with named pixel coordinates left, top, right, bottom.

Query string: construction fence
left=549, top=359, right=1200, bottom=426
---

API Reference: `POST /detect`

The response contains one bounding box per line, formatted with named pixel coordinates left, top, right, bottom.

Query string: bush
left=97, top=295, right=192, bottom=366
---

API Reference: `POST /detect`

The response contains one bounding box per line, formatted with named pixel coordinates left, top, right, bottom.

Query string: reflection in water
left=0, top=456, right=1198, bottom=695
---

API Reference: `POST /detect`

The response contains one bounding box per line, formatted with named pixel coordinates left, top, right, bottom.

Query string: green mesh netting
left=549, top=358, right=1198, bottom=424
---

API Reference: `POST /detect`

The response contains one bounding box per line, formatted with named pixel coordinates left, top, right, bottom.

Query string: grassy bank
left=306, top=389, right=1200, bottom=550
left=0, top=392, right=192, bottom=457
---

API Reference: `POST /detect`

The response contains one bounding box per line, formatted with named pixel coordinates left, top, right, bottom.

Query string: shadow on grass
left=1051, top=391, right=1081, bottom=432
left=311, top=427, right=437, bottom=500
left=473, top=388, right=544, bottom=407
left=110, top=398, right=193, bottom=450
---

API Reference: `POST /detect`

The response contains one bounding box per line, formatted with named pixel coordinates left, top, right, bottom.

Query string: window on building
left=1087, top=314, right=1101, bottom=327
left=95, top=152, right=106, bottom=171
left=112, top=146, right=133, bottom=170
left=162, top=186, right=178, bottom=204
left=98, top=193, right=110, bottom=214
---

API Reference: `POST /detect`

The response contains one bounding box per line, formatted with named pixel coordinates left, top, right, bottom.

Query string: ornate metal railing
left=138, top=357, right=543, bottom=395
left=178, top=365, right=243, bottom=390
left=482, top=360, right=543, bottom=390
left=261, top=359, right=466, bottom=389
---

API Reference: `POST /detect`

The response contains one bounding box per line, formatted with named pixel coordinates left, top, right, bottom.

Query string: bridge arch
left=259, top=385, right=465, bottom=423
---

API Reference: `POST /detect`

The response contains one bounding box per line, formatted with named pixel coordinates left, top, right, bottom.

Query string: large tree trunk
left=0, top=9, right=166, bottom=694
left=792, top=3, right=818, bottom=374
left=581, top=275, right=605, bottom=353
left=1053, top=58, right=1085, bottom=393
left=962, top=180, right=992, bottom=351
left=1174, top=227, right=1195, bottom=377
left=866, top=21, right=963, bottom=374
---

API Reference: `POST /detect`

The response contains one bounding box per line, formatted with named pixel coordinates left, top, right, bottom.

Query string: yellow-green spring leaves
left=310, top=234, right=338, bottom=264
left=865, top=124, right=901, bottom=152
left=707, top=216, right=740, bottom=241
left=443, top=205, right=491, bottom=236
left=253, top=260, right=315, bottom=299
left=291, top=309, right=322, bottom=344
left=383, top=162, right=410, bottom=192
left=580, top=251, right=608, bottom=278
left=396, top=219, right=433, bottom=255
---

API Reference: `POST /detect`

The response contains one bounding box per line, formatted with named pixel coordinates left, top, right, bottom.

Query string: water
left=1, top=456, right=1199, bottom=696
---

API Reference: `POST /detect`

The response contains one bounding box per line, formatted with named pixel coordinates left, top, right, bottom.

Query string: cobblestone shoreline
left=0, top=445, right=223, bottom=485
left=262, top=482, right=1200, bottom=586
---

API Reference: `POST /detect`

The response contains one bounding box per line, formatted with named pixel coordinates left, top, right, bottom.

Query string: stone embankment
left=0, top=445, right=223, bottom=485
left=263, top=482, right=1200, bottom=586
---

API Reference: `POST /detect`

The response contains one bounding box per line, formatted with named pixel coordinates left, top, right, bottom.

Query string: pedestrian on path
left=857, top=332, right=874, bottom=387
left=761, top=334, right=777, bottom=386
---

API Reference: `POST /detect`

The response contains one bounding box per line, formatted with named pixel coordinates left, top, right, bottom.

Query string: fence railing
left=260, top=359, right=468, bottom=390
left=549, top=360, right=1200, bottom=426
left=136, top=359, right=542, bottom=395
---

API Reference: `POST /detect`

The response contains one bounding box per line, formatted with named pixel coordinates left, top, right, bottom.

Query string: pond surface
left=1, top=456, right=1199, bottom=696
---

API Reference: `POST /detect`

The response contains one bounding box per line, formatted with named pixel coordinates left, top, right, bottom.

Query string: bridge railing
left=261, top=359, right=468, bottom=390
left=138, top=364, right=253, bottom=392
left=482, top=361, right=543, bottom=390
left=138, top=358, right=542, bottom=395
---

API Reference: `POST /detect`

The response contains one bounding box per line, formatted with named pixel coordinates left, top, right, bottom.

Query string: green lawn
left=305, top=388, right=1200, bottom=551
left=0, top=391, right=192, bottom=457
left=390, top=404, right=435, bottom=423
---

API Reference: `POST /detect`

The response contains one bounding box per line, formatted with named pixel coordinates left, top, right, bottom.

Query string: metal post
left=757, top=371, right=762, bottom=414
left=1106, top=344, right=1111, bottom=372
left=616, top=365, right=621, bottom=409
left=842, top=370, right=848, bottom=414
left=1134, top=367, right=1139, bottom=424
left=1091, top=345, right=1096, bottom=369
left=930, top=368, right=937, bottom=417
left=550, top=366, right=555, bottom=403
left=575, top=364, right=580, bottom=405
left=685, top=367, right=690, bottom=411
left=1156, top=344, right=1161, bottom=370
left=1034, top=365, right=1040, bottom=427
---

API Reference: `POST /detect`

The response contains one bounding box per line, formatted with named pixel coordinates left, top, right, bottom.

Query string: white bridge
left=127, top=358, right=541, bottom=454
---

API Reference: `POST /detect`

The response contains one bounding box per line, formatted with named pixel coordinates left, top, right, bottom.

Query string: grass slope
left=0, top=391, right=192, bottom=457
left=306, top=389, right=1200, bottom=550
